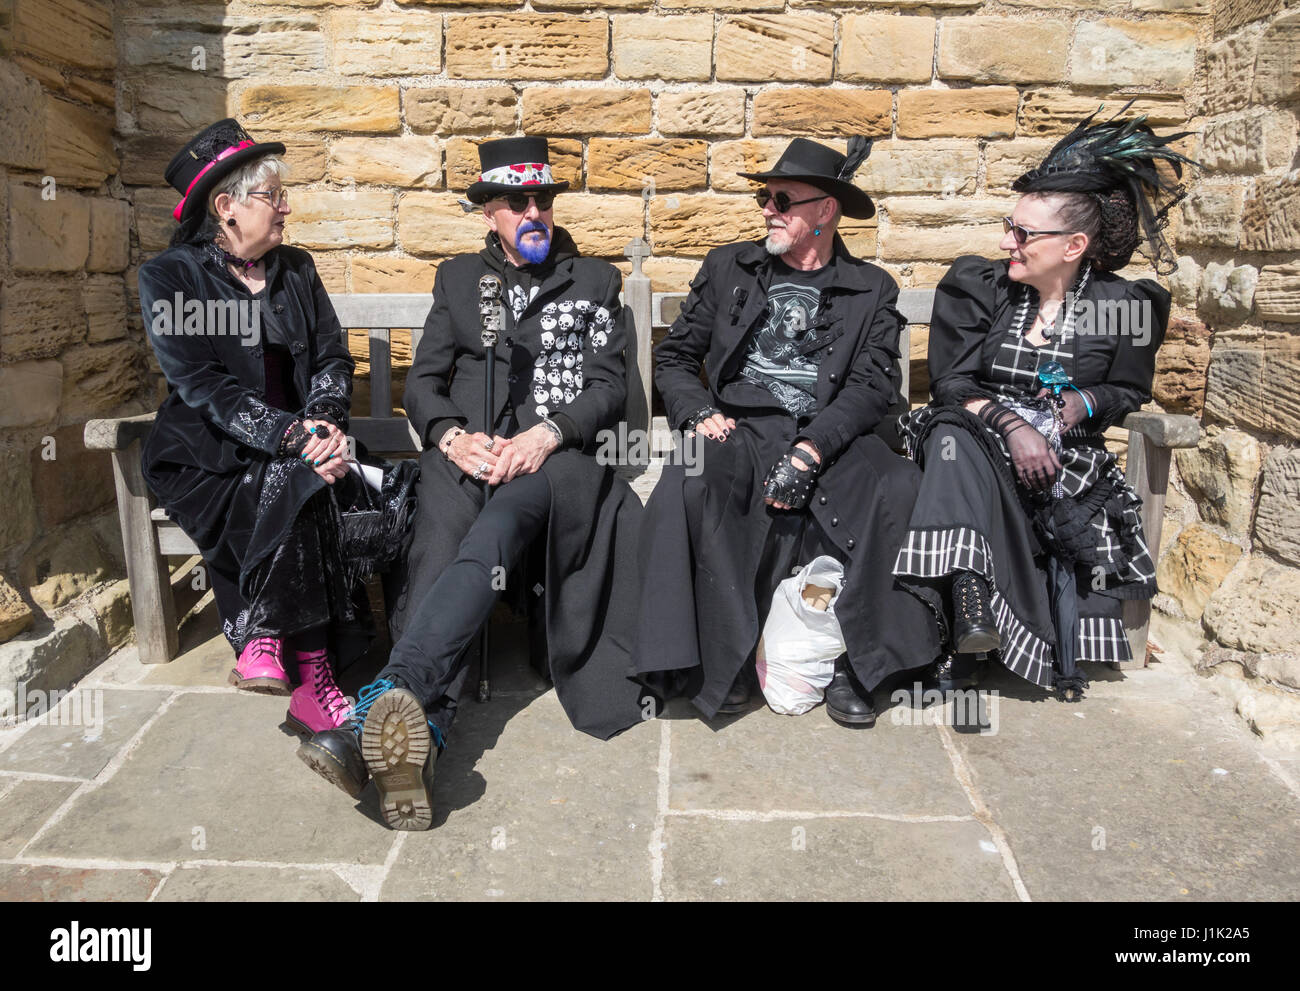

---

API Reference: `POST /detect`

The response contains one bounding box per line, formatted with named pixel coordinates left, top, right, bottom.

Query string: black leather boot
left=717, top=672, right=751, bottom=715
left=951, top=571, right=1000, bottom=654
left=924, top=651, right=985, bottom=693
left=361, top=685, right=440, bottom=831
left=825, top=656, right=876, bottom=726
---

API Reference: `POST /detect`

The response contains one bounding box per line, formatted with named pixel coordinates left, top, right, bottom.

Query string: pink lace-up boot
left=285, top=648, right=352, bottom=737
left=229, top=637, right=291, bottom=695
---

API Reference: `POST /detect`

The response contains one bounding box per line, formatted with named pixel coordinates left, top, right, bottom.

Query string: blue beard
left=515, top=221, right=552, bottom=265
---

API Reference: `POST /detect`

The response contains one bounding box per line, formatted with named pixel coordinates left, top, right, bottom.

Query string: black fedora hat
left=466, top=136, right=570, bottom=205
left=164, top=118, right=286, bottom=224
left=738, top=137, right=876, bottom=220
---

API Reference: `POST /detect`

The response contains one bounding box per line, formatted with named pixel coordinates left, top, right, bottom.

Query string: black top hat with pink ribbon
left=465, top=137, right=571, bottom=205
left=164, top=118, right=286, bottom=224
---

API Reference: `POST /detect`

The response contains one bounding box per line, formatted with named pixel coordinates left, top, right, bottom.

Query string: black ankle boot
left=825, top=656, right=876, bottom=726
left=717, top=672, right=751, bottom=715
left=924, top=651, right=985, bottom=693
left=951, top=572, right=1000, bottom=654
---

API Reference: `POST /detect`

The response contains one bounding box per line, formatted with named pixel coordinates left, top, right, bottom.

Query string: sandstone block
left=330, top=137, right=441, bottom=189
left=399, top=192, right=494, bottom=257
left=88, top=199, right=130, bottom=273
left=650, top=194, right=765, bottom=256
left=13, top=0, right=114, bottom=70
left=840, top=14, right=934, bottom=84
left=1018, top=90, right=1186, bottom=138
left=522, top=87, right=652, bottom=135
left=897, top=87, right=1017, bottom=139
left=939, top=17, right=1067, bottom=84
left=641, top=257, right=704, bottom=296
left=1198, top=261, right=1258, bottom=322
left=984, top=138, right=1055, bottom=191
left=880, top=222, right=1004, bottom=263
left=238, top=85, right=400, bottom=134
left=279, top=139, right=327, bottom=184
left=310, top=253, right=348, bottom=294
left=1174, top=430, right=1261, bottom=537
left=1201, top=31, right=1259, bottom=116
left=406, top=86, right=516, bottom=135
left=7, top=182, right=90, bottom=273
left=1204, top=341, right=1300, bottom=442
left=45, top=98, right=116, bottom=188
left=351, top=256, right=440, bottom=295
left=28, top=423, right=115, bottom=528
left=83, top=276, right=127, bottom=344
left=858, top=140, right=978, bottom=195
left=446, top=15, right=607, bottom=81
left=1131, top=0, right=1211, bottom=10
left=661, top=0, right=781, bottom=8
left=122, top=12, right=324, bottom=78
left=1167, top=257, right=1201, bottom=308
left=1204, top=556, right=1300, bottom=654
left=0, top=447, right=39, bottom=554
left=1253, top=11, right=1300, bottom=104
left=0, top=361, right=62, bottom=428
left=333, top=11, right=442, bottom=76
left=1254, top=448, right=1300, bottom=566
left=1070, top=19, right=1196, bottom=89
left=1153, top=316, right=1210, bottom=415
left=658, top=90, right=746, bottom=137
left=132, top=187, right=179, bottom=254
left=533, top=0, right=650, bottom=8
left=1241, top=172, right=1300, bottom=253
left=1197, top=111, right=1296, bottom=176
left=0, top=279, right=83, bottom=359
left=552, top=193, right=644, bottom=258
left=1179, top=183, right=1244, bottom=248
left=0, top=576, right=34, bottom=644
left=1156, top=523, right=1243, bottom=621
left=19, top=523, right=115, bottom=611
left=710, top=139, right=794, bottom=193
left=752, top=88, right=891, bottom=137
left=123, top=69, right=228, bottom=135
left=1256, top=263, right=1300, bottom=324
left=118, top=135, right=176, bottom=187
left=613, top=14, right=711, bottom=81
left=90, top=579, right=132, bottom=651
left=287, top=190, right=394, bottom=250
left=0, top=60, right=45, bottom=170
left=716, top=14, right=835, bottom=83
left=589, top=139, right=707, bottom=193
left=60, top=342, right=143, bottom=421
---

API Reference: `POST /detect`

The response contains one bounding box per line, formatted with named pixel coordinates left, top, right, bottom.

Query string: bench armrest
left=1120, top=411, right=1200, bottom=449
left=84, top=413, right=158, bottom=451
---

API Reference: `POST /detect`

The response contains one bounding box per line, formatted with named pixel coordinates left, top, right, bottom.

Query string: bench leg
left=111, top=443, right=180, bottom=664
left=1119, top=430, right=1171, bottom=671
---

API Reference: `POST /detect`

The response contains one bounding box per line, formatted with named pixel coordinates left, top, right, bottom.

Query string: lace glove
left=978, top=401, right=1059, bottom=491
left=762, top=446, right=820, bottom=510
left=278, top=419, right=312, bottom=458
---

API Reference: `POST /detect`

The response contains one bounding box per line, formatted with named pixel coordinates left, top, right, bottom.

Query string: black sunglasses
left=755, top=189, right=829, bottom=213
left=1003, top=217, right=1072, bottom=246
left=497, top=192, right=555, bottom=213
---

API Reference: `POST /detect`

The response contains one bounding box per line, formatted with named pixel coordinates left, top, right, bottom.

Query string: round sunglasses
left=755, top=189, right=829, bottom=213
left=495, top=192, right=556, bottom=213
left=1002, top=216, right=1073, bottom=245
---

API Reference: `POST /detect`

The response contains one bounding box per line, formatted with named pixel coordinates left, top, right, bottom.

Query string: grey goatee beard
left=764, top=229, right=790, bottom=255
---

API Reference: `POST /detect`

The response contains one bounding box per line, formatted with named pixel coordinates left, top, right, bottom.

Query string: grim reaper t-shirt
left=731, top=258, right=836, bottom=417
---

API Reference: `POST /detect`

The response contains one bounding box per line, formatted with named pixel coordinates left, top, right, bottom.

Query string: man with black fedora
left=299, top=136, right=652, bottom=829
left=633, top=137, right=940, bottom=726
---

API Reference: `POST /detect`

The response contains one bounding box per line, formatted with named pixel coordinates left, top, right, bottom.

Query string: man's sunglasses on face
left=497, top=192, right=555, bottom=213
left=1002, top=217, right=1072, bottom=246
left=755, top=189, right=828, bottom=213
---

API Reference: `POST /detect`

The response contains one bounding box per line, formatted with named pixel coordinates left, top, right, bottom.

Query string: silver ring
left=474, top=461, right=489, bottom=480
left=484, top=438, right=495, bottom=452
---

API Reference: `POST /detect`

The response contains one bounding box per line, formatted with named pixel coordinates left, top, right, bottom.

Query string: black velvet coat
left=388, top=228, right=648, bottom=741
left=636, top=235, right=941, bottom=716
left=137, top=242, right=354, bottom=645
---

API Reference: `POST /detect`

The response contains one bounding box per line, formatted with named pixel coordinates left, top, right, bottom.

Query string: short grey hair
left=206, top=155, right=288, bottom=214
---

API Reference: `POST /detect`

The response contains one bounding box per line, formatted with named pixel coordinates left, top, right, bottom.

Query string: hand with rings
left=447, top=431, right=512, bottom=484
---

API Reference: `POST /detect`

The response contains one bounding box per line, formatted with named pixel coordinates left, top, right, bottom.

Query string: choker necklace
left=222, top=249, right=261, bottom=273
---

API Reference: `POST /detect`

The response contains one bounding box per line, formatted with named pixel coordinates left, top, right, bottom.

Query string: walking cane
left=476, top=274, right=505, bottom=703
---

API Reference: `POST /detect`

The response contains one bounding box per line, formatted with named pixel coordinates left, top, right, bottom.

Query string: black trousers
left=378, top=469, right=551, bottom=741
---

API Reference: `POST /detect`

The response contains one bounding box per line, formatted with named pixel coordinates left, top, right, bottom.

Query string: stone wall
left=0, top=0, right=148, bottom=716
left=1155, top=0, right=1300, bottom=746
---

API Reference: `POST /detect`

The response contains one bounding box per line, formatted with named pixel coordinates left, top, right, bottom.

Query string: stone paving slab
left=0, top=689, right=168, bottom=780
left=155, top=865, right=361, bottom=901
left=665, top=697, right=973, bottom=816
left=948, top=682, right=1300, bottom=901
left=26, top=692, right=395, bottom=865
left=0, top=778, right=79, bottom=857
left=381, top=690, right=659, bottom=901
left=660, top=817, right=1018, bottom=901
left=0, top=864, right=162, bottom=901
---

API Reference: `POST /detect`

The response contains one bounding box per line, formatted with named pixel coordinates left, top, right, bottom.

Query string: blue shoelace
left=350, top=678, right=445, bottom=750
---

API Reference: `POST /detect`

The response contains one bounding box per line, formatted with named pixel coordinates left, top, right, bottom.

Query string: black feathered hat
left=466, top=137, right=570, bottom=205
left=164, top=118, right=285, bottom=225
left=737, top=137, right=876, bottom=220
left=1013, top=101, right=1197, bottom=273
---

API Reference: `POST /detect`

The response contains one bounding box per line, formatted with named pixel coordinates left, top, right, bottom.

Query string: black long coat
left=388, top=229, right=648, bottom=741
left=636, top=235, right=941, bottom=716
left=137, top=242, right=354, bottom=645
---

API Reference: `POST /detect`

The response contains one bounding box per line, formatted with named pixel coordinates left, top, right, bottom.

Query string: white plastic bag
left=756, top=555, right=847, bottom=715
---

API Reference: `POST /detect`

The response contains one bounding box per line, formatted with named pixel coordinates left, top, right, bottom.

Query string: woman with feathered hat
left=137, top=119, right=361, bottom=737
left=893, top=105, right=1195, bottom=699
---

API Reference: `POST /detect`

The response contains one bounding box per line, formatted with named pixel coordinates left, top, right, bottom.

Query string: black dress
left=894, top=255, right=1168, bottom=690
left=137, top=240, right=357, bottom=655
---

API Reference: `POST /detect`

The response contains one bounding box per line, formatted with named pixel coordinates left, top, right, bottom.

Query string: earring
left=813, top=228, right=821, bottom=236
left=226, top=217, right=236, bottom=227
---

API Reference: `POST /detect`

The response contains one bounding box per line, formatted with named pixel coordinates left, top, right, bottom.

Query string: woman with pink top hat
left=137, top=118, right=369, bottom=738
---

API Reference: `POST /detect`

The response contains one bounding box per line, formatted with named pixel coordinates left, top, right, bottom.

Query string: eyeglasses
left=755, top=189, right=829, bottom=213
left=248, top=187, right=289, bottom=209
left=496, top=192, right=555, bottom=213
left=1002, top=217, right=1072, bottom=245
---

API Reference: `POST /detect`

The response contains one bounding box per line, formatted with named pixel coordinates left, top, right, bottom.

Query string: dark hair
left=1037, top=189, right=1140, bottom=272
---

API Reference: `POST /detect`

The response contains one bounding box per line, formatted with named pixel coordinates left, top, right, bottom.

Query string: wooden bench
left=86, top=241, right=1197, bottom=672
